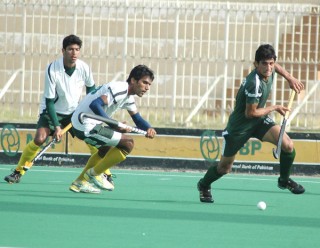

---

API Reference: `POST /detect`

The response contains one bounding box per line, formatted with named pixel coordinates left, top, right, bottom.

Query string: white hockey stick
left=272, top=91, right=295, bottom=159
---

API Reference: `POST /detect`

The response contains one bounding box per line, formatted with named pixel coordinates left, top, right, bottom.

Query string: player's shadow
left=212, top=186, right=320, bottom=195
left=1, top=200, right=320, bottom=229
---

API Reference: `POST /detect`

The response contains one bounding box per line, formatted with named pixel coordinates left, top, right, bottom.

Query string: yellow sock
left=86, top=143, right=98, bottom=155
left=16, top=140, right=41, bottom=175
left=86, top=143, right=112, bottom=176
left=104, top=169, right=111, bottom=176
left=76, top=151, right=102, bottom=181
left=92, top=147, right=127, bottom=175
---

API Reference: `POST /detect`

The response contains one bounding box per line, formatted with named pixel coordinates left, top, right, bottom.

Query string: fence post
left=20, top=3, right=27, bottom=117
left=271, top=3, right=281, bottom=112
left=222, top=2, right=230, bottom=124
left=171, top=7, right=180, bottom=123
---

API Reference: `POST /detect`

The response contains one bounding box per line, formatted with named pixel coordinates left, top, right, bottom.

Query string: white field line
left=0, top=165, right=319, bottom=184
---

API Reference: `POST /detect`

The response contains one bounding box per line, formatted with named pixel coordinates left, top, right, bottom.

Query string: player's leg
left=198, top=155, right=235, bottom=203
left=70, top=144, right=114, bottom=192
left=4, top=126, right=49, bottom=183
left=98, top=146, right=115, bottom=185
left=75, top=148, right=102, bottom=181
left=89, top=147, right=128, bottom=175
left=197, top=130, right=246, bottom=203
left=4, top=113, right=73, bottom=183
left=262, top=125, right=294, bottom=179
left=86, top=143, right=114, bottom=185
left=70, top=125, right=122, bottom=193
left=262, top=125, right=305, bottom=194
left=69, top=147, right=102, bottom=193
left=85, top=132, right=133, bottom=190
left=76, top=144, right=105, bottom=180
left=19, top=127, right=50, bottom=171
left=70, top=153, right=102, bottom=194
left=87, top=143, right=98, bottom=155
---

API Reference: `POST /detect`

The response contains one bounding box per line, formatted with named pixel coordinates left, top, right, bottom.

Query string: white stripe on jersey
left=71, top=81, right=137, bottom=134
left=245, top=74, right=262, bottom=98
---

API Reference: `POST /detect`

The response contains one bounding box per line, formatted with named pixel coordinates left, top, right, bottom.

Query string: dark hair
left=126, top=65, right=154, bottom=83
left=255, top=44, right=277, bottom=63
left=62, top=34, right=82, bottom=50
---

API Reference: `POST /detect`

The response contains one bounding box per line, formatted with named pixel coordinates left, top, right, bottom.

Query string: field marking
left=0, top=247, right=23, bottom=248
left=0, top=165, right=320, bottom=184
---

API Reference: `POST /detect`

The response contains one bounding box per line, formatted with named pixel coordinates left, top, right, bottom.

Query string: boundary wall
left=1, top=123, right=319, bottom=175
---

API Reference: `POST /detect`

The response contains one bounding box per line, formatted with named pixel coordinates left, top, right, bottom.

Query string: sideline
left=1, top=164, right=320, bottom=184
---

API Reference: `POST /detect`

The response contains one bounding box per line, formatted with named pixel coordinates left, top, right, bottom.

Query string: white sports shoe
left=84, top=170, right=114, bottom=191
left=103, top=173, right=115, bottom=187
left=69, top=181, right=101, bottom=194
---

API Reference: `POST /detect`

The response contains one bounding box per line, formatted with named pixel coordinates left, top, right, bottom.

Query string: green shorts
left=222, top=116, right=275, bottom=157
left=37, top=113, right=74, bottom=136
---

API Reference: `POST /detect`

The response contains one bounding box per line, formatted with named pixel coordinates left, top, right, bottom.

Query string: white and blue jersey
left=71, top=81, right=137, bottom=135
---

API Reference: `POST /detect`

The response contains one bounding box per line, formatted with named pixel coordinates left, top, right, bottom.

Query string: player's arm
left=44, top=64, right=62, bottom=140
left=45, top=98, right=62, bottom=140
left=129, top=110, right=156, bottom=139
left=86, top=85, right=96, bottom=94
left=245, top=103, right=289, bottom=118
left=89, top=95, right=118, bottom=130
left=274, top=63, right=304, bottom=93
left=89, top=95, right=111, bottom=119
left=84, top=64, right=96, bottom=94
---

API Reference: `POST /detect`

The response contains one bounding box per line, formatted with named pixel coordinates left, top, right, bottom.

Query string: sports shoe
left=84, top=170, right=114, bottom=191
left=4, top=170, right=22, bottom=184
left=197, top=180, right=214, bottom=203
left=278, top=177, right=305, bottom=194
left=103, top=173, right=115, bottom=186
left=69, top=181, right=100, bottom=194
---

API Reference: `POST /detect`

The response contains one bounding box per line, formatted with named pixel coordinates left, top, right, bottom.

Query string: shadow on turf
left=212, top=186, right=315, bottom=195
left=0, top=200, right=320, bottom=229
left=1, top=180, right=320, bottom=197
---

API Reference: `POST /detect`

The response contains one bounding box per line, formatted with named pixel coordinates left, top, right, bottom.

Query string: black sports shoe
left=278, top=177, right=305, bottom=194
left=4, top=170, right=22, bottom=184
left=197, top=180, right=214, bottom=203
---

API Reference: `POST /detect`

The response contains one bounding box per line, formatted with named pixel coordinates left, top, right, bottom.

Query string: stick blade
left=272, top=148, right=279, bottom=159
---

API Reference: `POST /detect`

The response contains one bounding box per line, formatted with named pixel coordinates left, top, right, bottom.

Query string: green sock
left=201, top=165, right=223, bottom=187
left=279, top=148, right=296, bottom=181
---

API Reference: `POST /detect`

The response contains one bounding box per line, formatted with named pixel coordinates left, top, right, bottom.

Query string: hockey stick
left=272, top=91, right=296, bottom=159
left=78, top=112, right=147, bottom=135
left=23, top=123, right=73, bottom=171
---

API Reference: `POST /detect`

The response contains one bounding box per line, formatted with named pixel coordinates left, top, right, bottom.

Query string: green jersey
left=226, top=69, right=275, bottom=135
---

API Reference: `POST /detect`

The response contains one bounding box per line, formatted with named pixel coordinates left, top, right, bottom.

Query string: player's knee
left=34, top=128, right=49, bottom=146
left=33, top=136, right=46, bottom=146
left=124, top=138, right=134, bottom=153
left=282, top=139, right=294, bottom=153
left=117, top=136, right=134, bottom=154
left=98, top=146, right=111, bottom=157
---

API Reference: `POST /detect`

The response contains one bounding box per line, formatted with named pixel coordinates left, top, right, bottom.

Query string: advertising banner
left=0, top=124, right=319, bottom=175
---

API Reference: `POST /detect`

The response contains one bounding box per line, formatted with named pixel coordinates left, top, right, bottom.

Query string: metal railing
left=0, top=69, right=22, bottom=101
left=0, top=0, right=319, bottom=130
